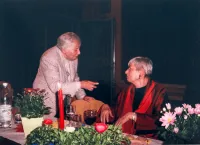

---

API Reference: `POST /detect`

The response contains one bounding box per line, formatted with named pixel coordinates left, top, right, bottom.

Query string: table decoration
left=94, top=123, right=108, bottom=133
left=13, top=88, right=51, bottom=137
left=26, top=123, right=131, bottom=145
left=158, top=103, right=200, bottom=144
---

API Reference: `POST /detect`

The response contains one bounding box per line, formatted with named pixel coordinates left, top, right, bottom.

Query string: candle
left=57, top=82, right=64, bottom=130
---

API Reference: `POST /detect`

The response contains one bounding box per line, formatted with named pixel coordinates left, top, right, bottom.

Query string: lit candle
left=57, top=82, right=64, bottom=130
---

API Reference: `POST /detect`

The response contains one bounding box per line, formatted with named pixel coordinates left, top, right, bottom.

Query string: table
left=0, top=123, right=25, bottom=145
left=124, top=133, right=163, bottom=145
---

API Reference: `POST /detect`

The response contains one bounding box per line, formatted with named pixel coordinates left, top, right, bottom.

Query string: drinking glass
left=73, top=114, right=82, bottom=127
left=84, top=110, right=97, bottom=125
left=66, top=105, right=76, bottom=125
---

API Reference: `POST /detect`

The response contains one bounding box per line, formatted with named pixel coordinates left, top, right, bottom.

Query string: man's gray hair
left=128, top=56, right=153, bottom=76
left=57, top=32, right=81, bottom=49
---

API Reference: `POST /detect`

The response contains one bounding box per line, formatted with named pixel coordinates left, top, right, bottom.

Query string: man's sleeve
left=74, top=72, right=86, bottom=99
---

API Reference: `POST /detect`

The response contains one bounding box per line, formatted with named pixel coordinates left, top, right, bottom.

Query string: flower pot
left=21, top=117, right=43, bottom=137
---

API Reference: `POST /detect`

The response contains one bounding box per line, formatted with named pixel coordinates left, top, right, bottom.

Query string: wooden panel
left=162, top=84, right=187, bottom=101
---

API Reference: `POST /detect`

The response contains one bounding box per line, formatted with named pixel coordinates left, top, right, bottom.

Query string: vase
left=21, top=117, right=43, bottom=137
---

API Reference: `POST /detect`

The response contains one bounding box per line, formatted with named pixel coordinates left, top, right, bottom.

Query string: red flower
left=94, top=123, right=108, bottom=133
left=43, top=119, right=53, bottom=125
left=24, top=88, right=34, bottom=93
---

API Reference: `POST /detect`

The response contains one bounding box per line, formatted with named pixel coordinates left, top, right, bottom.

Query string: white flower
left=173, top=127, right=179, bottom=134
left=184, top=115, right=188, bottom=120
left=64, top=126, right=75, bottom=132
left=163, top=107, right=166, bottom=112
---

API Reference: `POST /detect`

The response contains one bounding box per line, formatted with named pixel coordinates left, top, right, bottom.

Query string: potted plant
left=158, top=103, right=200, bottom=144
left=13, top=88, right=51, bottom=137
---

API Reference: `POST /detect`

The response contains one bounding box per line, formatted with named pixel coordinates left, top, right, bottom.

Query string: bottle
left=0, top=82, right=12, bottom=128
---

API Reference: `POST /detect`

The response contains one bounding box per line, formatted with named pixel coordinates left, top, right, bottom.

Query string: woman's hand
left=115, top=112, right=137, bottom=126
left=100, top=104, right=114, bottom=123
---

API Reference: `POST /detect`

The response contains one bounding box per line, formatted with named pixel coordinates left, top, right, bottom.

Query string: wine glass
left=73, top=114, right=82, bottom=127
left=84, top=110, right=97, bottom=125
left=66, top=105, right=76, bottom=125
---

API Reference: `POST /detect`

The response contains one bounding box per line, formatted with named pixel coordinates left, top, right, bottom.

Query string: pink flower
left=166, top=103, right=171, bottom=110
left=194, top=107, right=200, bottom=115
left=195, top=104, right=200, bottom=109
left=159, top=112, right=176, bottom=129
left=182, top=103, right=192, bottom=109
left=188, top=107, right=194, bottom=114
left=173, top=127, right=179, bottom=133
left=175, top=107, right=183, bottom=115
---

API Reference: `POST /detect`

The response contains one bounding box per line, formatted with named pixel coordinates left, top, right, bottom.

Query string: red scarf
left=116, top=80, right=156, bottom=134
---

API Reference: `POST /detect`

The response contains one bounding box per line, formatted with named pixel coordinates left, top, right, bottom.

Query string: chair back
left=162, top=83, right=187, bottom=101
left=71, top=100, right=104, bottom=122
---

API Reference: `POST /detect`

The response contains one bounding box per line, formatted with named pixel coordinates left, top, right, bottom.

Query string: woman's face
left=125, top=63, right=141, bottom=83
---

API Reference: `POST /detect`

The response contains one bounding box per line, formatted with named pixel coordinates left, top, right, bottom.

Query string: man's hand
left=115, top=112, right=136, bottom=126
left=83, top=96, right=95, bottom=101
left=100, top=104, right=114, bottom=123
left=81, top=80, right=99, bottom=91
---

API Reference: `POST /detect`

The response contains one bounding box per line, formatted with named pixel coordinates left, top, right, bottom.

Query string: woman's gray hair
left=128, top=56, right=153, bottom=76
left=57, top=32, right=81, bottom=49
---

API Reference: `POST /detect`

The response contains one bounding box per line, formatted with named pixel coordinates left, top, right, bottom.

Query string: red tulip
left=43, top=119, right=53, bottom=125
left=94, top=123, right=108, bottom=133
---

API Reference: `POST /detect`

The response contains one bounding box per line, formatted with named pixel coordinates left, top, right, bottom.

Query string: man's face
left=125, top=63, right=141, bottom=83
left=62, top=40, right=81, bottom=60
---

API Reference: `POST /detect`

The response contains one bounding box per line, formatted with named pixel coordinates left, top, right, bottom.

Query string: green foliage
left=13, top=89, right=51, bottom=118
left=26, top=125, right=131, bottom=145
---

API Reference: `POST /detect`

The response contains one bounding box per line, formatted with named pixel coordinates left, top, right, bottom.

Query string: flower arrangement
left=158, top=103, right=200, bottom=144
left=26, top=122, right=131, bottom=145
left=13, top=88, right=51, bottom=118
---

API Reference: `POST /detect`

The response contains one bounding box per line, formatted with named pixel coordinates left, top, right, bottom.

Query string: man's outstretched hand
left=81, top=81, right=99, bottom=91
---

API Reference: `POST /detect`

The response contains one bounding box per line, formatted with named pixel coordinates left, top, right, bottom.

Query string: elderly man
left=33, top=32, right=98, bottom=119
left=100, top=56, right=168, bottom=137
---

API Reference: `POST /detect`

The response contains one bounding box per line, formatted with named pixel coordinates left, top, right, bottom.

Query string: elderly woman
left=100, top=56, right=168, bottom=137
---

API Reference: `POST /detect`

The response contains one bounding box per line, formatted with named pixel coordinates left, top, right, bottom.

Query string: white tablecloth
left=0, top=123, right=25, bottom=145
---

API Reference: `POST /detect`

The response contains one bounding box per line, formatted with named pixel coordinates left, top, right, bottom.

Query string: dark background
left=0, top=0, right=200, bottom=105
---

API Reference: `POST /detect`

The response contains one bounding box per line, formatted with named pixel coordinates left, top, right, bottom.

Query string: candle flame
left=57, top=82, right=61, bottom=90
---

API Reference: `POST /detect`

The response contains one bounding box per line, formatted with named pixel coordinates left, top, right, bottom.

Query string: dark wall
left=1, top=0, right=115, bottom=105
left=1, top=0, right=83, bottom=93
left=78, top=19, right=115, bottom=104
left=1, top=0, right=200, bottom=104
left=122, top=0, right=200, bottom=103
